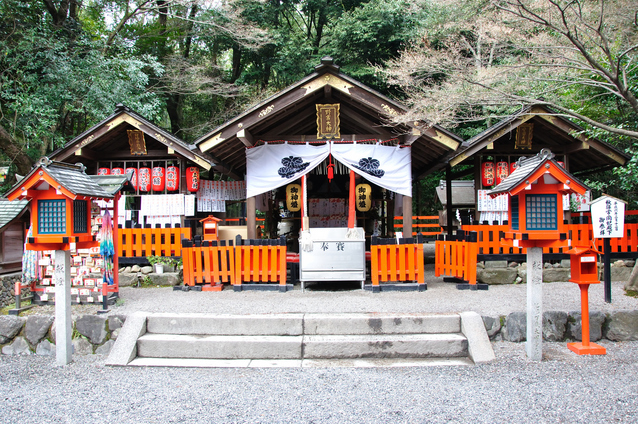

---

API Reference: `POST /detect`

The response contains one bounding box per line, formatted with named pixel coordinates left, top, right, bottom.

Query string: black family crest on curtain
left=278, top=156, right=310, bottom=178
left=354, top=157, right=385, bottom=178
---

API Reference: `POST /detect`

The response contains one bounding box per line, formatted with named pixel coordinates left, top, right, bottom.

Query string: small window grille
left=511, top=196, right=519, bottom=230
left=73, top=200, right=88, bottom=233
left=38, top=199, right=66, bottom=234
left=526, top=194, right=557, bottom=231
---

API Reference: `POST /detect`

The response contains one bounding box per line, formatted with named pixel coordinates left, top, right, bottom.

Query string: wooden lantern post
left=5, top=158, right=114, bottom=365
left=487, top=149, right=589, bottom=361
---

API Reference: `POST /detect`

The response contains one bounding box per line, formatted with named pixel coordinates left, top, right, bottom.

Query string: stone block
left=141, top=266, right=153, bottom=275
left=503, top=312, right=526, bottom=342
left=75, top=315, right=108, bottom=345
left=118, top=273, right=139, bottom=287
left=624, top=264, right=638, bottom=291
left=111, top=328, right=120, bottom=341
left=96, top=340, right=115, bottom=355
left=481, top=315, right=502, bottom=340
left=560, top=259, right=571, bottom=268
left=36, top=340, right=55, bottom=356
left=611, top=267, right=632, bottom=282
left=624, top=260, right=636, bottom=268
left=477, top=268, right=517, bottom=285
left=108, top=316, right=125, bottom=331
left=604, top=310, right=638, bottom=341
left=0, top=315, right=25, bottom=344
left=73, top=337, right=93, bottom=355
left=542, top=311, right=567, bottom=341
left=25, top=315, right=54, bottom=346
left=484, top=261, right=508, bottom=269
left=120, top=266, right=132, bottom=273
left=131, top=265, right=141, bottom=273
left=2, top=336, right=31, bottom=355
left=567, top=311, right=605, bottom=342
left=150, top=273, right=181, bottom=286
left=542, top=268, right=570, bottom=282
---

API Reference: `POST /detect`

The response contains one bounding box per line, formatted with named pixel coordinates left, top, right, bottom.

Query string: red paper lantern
left=495, top=161, right=510, bottom=185
left=97, top=168, right=110, bottom=176
left=125, top=167, right=138, bottom=190
left=186, top=166, right=200, bottom=193
left=510, top=162, right=518, bottom=175
left=138, top=167, right=151, bottom=192
left=152, top=166, right=165, bottom=192
left=111, top=167, right=124, bottom=176
left=481, top=162, right=495, bottom=187
left=166, top=165, right=179, bottom=191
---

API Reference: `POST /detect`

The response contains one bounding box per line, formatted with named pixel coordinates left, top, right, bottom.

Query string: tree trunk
left=0, top=125, right=35, bottom=175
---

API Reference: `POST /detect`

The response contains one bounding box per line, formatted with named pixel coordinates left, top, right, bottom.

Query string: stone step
left=136, top=333, right=467, bottom=360
left=146, top=313, right=304, bottom=336
left=303, top=333, right=468, bottom=359
left=137, top=334, right=303, bottom=359
left=144, top=313, right=460, bottom=336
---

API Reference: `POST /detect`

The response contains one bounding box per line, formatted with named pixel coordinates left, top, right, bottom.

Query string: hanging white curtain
left=246, top=143, right=330, bottom=198
left=331, top=143, right=412, bottom=197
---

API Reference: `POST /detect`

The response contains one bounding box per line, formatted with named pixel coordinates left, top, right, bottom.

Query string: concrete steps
left=107, top=312, right=495, bottom=368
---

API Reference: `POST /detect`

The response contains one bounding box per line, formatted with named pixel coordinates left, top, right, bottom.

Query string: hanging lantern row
left=481, top=162, right=495, bottom=187
left=126, top=167, right=138, bottom=190
left=167, top=165, right=179, bottom=191
left=483, top=159, right=562, bottom=187
left=138, top=167, right=151, bottom=191
left=99, top=165, right=186, bottom=192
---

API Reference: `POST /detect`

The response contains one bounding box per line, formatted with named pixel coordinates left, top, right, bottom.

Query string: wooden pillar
left=402, top=195, right=413, bottom=238
left=247, top=196, right=256, bottom=239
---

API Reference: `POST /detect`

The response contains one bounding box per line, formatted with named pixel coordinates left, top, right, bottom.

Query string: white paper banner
left=246, top=143, right=330, bottom=198
left=331, top=143, right=412, bottom=197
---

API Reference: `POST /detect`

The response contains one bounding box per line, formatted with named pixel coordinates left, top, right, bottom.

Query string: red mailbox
left=200, top=215, right=221, bottom=242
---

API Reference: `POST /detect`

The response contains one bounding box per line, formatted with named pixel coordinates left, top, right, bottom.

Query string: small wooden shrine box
left=200, top=215, right=222, bottom=242
left=487, top=149, right=589, bottom=249
left=566, top=246, right=600, bottom=284
left=5, top=158, right=113, bottom=251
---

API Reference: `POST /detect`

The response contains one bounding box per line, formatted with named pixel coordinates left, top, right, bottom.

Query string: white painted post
left=526, top=246, right=543, bottom=361
left=54, top=250, right=72, bottom=366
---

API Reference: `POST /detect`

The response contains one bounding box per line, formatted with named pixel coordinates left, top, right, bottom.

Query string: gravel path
left=2, top=341, right=637, bottom=423
left=101, top=264, right=637, bottom=317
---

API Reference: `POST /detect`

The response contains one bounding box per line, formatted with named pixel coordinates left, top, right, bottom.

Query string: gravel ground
left=97, top=264, right=637, bottom=317
left=1, top=341, right=637, bottom=423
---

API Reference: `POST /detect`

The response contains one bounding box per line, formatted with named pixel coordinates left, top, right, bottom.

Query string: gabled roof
left=449, top=105, right=630, bottom=175
left=194, top=57, right=463, bottom=180
left=0, top=198, right=28, bottom=231
left=488, top=149, right=588, bottom=197
left=49, top=104, right=214, bottom=171
left=89, top=174, right=135, bottom=196
left=5, top=158, right=113, bottom=201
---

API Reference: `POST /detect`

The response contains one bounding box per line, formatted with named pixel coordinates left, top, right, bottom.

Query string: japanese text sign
left=590, top=195, right=626, bottom=238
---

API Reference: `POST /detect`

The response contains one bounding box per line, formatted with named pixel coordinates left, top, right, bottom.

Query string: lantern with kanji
left=286, top=184, right=301, bottom=212
left=138, top=166, right=151, bottom=192
left=166, top=165, right=179, bottom=191
left=98, top=168, right=110, bottom=176
left=152, top=166, right=165, bottom=192
left=510, top=161, right=518, bottom=175
left=125, top=167, right=138, bottom=190
left=481, top=161, right=495, bottom=187
left=355, top=184, right=371, bottom=212
left=495, top=161, right=510, bottom=185
left=186, top=166, right=200, bottom=193
left=111, top=167, right=124, bottom=176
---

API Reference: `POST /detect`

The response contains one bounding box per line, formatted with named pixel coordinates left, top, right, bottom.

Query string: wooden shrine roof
left=49, top=105, right=214, bottom=171
left=448, top=105, right=630, bottom=176
left=194, top=57, right=463, bottom=181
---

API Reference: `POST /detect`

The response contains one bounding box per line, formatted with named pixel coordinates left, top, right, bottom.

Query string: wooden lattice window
left=73, top=200, right=88, bottom=233
left=511, top=196, right=519, bottom=231
left=38, top=199, right=66, bottom=234
left=526, top=194, right=557, bottom=231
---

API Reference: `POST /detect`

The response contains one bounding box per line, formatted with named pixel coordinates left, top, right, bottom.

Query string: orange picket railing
left=434, top=231, right=478, bottom=286
left=394, top=215, right=442, bottom=237
left=118, top=225, right=191, bottom=258
left=234, top=236, right=287, bottom=289
left=370, top=236, right=425, bottom=289
left=181, top=239, right=235, bottom=291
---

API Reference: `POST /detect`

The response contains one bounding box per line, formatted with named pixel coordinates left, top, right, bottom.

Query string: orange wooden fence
left=234, top=237, right=287, bottom=289
left=118, top=225, right=191, bottom=258
left=370, top=237, right=425, bottom=288
left=181, top=239, right=235, bottom=291
left=434, top=231, right=478, bottom=285
left=394, top=216, right=442, bottom=236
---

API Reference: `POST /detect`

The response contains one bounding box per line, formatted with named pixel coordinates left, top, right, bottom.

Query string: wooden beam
left=237, top=129, right=254, bottom=147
